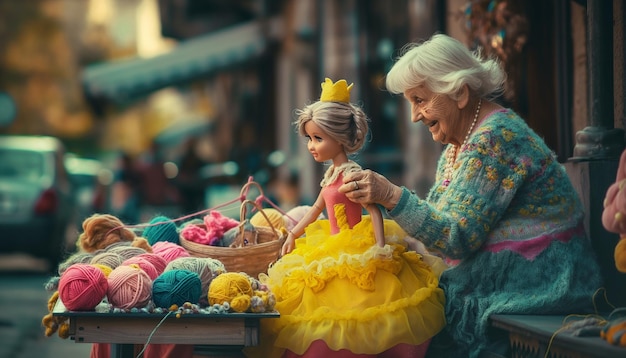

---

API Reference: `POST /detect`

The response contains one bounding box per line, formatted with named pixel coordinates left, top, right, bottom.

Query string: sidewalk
left=0, top=255, right=92, bottom=358
left=13, top=335, right=93, bottom=358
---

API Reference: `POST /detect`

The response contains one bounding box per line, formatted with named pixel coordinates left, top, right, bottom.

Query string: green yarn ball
left=143, top=216, right=179, bottom=245
left=152, top=269, right=202, bottom=308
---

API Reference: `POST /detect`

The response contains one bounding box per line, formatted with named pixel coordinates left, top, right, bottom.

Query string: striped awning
left=82, top=21, right=266, bottom=104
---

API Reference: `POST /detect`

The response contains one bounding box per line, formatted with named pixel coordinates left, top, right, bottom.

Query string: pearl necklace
left=441, top=98, right=482, bottom=187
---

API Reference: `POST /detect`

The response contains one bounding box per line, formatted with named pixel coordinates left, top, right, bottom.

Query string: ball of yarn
left=164, top=257, right=225, bottom=300
left=136, top=253, right=168, bottom=275
left=90, top=251, right=124, bottom=270
left=152, top=269, right=202, bottom=308
left=208, top=272, right=253, bottom=312
left=151, top=241, right=190, bottom=263
left=78, top=213, right=137, bottom=253
left=180, top=211, right=239, bottom=246
left=122, top=256, right=159, bottom=280
left=58, top=264, right=108, bottom=311
left=106, top=244, right=147, bottom=260
left=91, top=263, right=113, bottom=277
left=250, top=208, right=285, bottom=231
left=282, top=205, right=325, bottom=232
left=107, top=265, right=153, bottom=309
left=143, top=216, right=179, bottom=245
left=58, top=252, right=94, bottom=276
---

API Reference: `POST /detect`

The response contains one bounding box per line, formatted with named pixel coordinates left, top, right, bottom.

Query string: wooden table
left=490, top=314, right=626, bottom=358
left=53, top=300, right=279, bottom=358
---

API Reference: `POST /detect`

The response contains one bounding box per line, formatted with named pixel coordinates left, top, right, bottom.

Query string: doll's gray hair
left=385, top=33, right=506, bottom=100
left=294, top=101, right=369, bottom=155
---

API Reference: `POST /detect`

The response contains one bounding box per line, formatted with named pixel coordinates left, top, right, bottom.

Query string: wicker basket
left=179, top=196, right=285, bottom=278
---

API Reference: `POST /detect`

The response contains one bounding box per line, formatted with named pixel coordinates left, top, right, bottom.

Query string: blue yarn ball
left=152, top=269, right=202, bottom=308
left=143, top=216, right=179, bottom=245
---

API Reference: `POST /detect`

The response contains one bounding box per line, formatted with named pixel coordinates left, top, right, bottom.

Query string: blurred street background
left=0, top=0, right=617, bottom=356
left=0, top=257, right=92, bottom=358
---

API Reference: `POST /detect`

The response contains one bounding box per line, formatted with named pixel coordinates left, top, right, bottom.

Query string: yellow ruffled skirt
left=245, top=214, right=446, bottom=357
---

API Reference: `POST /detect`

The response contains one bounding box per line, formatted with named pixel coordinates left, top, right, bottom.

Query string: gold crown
left=320, top=78, right=353, bottom=103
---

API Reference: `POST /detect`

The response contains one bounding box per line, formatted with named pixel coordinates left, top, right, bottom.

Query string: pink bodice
left=321, top=174, right=363, bottom=234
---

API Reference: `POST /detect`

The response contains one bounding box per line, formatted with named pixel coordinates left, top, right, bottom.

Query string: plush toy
left=602, top=150, right=626, bottom=272
left=220, top=226, right=240, bottom=247
left=41, top=291, right=70, bottom=339
left=600, top=149, right=626, bottom=346
left=229, top=219, right=258, bottom=247
left=208, top=272, right=276, bottom=313
left=77, top=213, right=152, bottom=253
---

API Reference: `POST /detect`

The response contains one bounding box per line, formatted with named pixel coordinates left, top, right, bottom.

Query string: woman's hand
left=339, top=169, right=402, bottom=211
left=602, top=150, right=626, bottom=273
left=603, top=150, right=626, bottom=234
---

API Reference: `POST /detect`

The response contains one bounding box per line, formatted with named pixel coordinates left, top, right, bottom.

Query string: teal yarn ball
left=152, top=269, right=202, bottom=308
left=143, top=216, right=179, bottom=245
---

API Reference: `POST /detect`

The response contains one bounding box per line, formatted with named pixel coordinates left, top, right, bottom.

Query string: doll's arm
left=281, top=195, right=325, bottom=256
left=364, top=203, right=385, bottom=247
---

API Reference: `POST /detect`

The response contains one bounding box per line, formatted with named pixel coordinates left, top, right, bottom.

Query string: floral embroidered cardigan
left=387, top=109, right=603, bottom=357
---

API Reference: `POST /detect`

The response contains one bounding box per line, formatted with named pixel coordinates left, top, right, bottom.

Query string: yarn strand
left=103, top=176, right=293, bottom=237
left=135, top=310, right=175, bottom=358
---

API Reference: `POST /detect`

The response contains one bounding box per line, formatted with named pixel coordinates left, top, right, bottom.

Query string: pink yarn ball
left=136, top=253, right=168, bottom=275
left=58, top=264, right=108, bottom=311
left=122, top=257, right=159, bottom=280
left=151, top=241, right=190, bottom=263
left=107, top=265, right=153, bottom=309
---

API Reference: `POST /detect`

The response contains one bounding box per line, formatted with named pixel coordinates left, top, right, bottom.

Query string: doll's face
left=303, top=120, right=344, bottom=163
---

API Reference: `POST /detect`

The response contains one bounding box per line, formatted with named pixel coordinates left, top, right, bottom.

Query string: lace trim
left=320, top=161, right=362, bottom=187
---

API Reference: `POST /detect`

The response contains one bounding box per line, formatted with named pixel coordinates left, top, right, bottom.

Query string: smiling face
left=303, top=120, right=347, bottom=165
left=403, top=86, right=464, bottom=146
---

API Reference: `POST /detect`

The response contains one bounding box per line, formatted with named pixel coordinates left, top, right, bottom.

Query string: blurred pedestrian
left=136, top=142, right=180, bottom=220
left=98, top=152, right=141, bottom=224
left=175, top=137, right=207, bottom=215
left=266, top=172, right=302, bottom=211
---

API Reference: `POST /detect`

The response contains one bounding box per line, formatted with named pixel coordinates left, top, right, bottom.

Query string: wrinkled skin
left=602, top=150, right=626, bottom=273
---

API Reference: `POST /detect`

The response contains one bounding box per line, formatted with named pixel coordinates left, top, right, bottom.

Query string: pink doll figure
left=602, top=149, right=626, bottom=273
left=244, top=78, right=446, bottom=358
left=599, top=149, right=626, bottom=347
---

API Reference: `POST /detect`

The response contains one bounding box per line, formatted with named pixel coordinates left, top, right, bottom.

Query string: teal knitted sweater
left=388, top=109, right=603, bottom=357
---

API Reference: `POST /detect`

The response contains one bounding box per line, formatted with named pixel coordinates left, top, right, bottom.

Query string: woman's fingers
left=340, top=169, right=399, bottom=209
left=338, top=170, right=371, bottom=204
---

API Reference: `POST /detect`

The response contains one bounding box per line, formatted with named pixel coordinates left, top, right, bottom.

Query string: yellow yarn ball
left=231, top=295, right=252, bottom=313
left=92, top=263, right=113, bottom=277
left=250, top=209, right=285, bottom=231
left=208, top=272, right=254, bottom=312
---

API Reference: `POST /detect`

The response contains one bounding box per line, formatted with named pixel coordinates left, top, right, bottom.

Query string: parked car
left=64, top=154, right=105, bottom=229
left=0, top=135, right=75, bottom=269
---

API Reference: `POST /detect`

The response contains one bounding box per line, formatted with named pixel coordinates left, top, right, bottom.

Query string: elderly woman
left=339, top=33, right=603, bottom=357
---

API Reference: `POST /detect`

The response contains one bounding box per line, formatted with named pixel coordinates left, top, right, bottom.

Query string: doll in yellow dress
left=246, top=78, right=446, bottom=358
